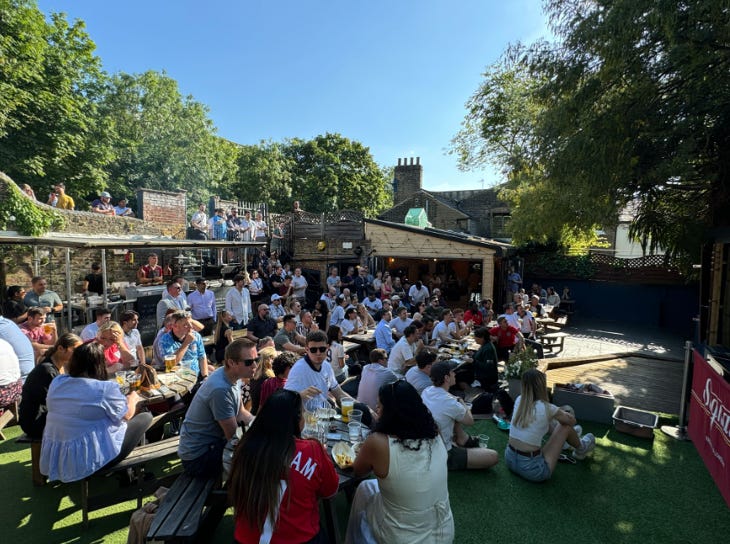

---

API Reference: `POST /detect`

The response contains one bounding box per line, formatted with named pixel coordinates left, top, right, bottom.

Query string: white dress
left=346, top=436, right=454, bottom=544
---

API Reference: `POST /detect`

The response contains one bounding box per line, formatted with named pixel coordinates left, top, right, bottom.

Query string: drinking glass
left=341, top=398, right=354, bottom=423
left=477, top=434, right=490, bottom=449
left=349, top=409, right=363, bottom=425
left=348, top=422, right=361, bottom=443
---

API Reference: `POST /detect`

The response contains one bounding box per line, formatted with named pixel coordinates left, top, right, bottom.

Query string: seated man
left=432, top=309, right=457, bottom=345
left=159, top=311, right=211, bottom=379
left=406, top=349, right=437, bottom=395
left=178, top=338, right=257, bottom=477
left=390, top=306, right=412, bottom=338
left=246, top=303, right=278, bottom=344
left=273, top=314, right=306, bottom=356
left=387, top=324, right=419, bottom=376
left=489, top=316, right=524, bottom=363
left=80, top=308, right=112, bottom=342
left=421, top=361, right=499, bottom=471
left=23, top=276, right=63, bottom=323
left=362, top=290, right=383, bottom=317
left=374, top=310, right=395, bottom=354
left=268, top=294, right=286, bottom=322
left=20, top=307, right=57, bottom=361
left=357, top=348, right=398, bottom=411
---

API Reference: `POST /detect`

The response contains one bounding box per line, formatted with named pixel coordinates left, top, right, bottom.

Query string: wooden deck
left=545, top=353, right=685, bottom=415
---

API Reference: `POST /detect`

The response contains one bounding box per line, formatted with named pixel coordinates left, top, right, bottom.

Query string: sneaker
left=574, top=433, right=596, bottom=460
left=563, top=424, right=583, bottom=451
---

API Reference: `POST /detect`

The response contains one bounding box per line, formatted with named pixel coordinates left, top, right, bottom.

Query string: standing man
left=178, top=338, right=257, bottom=477
left=80, top=308, right=112, bottom=342
left=507, top=266, right=522, bottom=294
left=326, top=267, right=341, bottom=296
left=137, top=254, right=164, bottom=285
left=353, top=267, right=371, bottom=301
left=190, top=203, right=208, bottom=239
left=53, top=183, right=74, bottom=210
left=159, top=311, right=210, bottom=379
left=91, top=191, right=115, bottom=215
left=114, top=198, right=134, bottom=216
left=387, top=324, right=419, bottom=376
left=187, top=278, right=217, bottom=336
left=82, top=262, right=104, bottom=295
left=374, top=310, right=396, bottom=354
left=421, top=361, right=499, bottom=471
left=357, top=348, right=398, bottom=411
left=24, top=276, right=63, bottom=323
left=225, top=274, right=252, bottom=330
left=291, top=267, right=308, bottom=302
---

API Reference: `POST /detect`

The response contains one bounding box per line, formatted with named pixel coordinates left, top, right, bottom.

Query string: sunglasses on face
left=238, top=358, right=259, bottom=366
left=308, top=346, right=328, bottom=353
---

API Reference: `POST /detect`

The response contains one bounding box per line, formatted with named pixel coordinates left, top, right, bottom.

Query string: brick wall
left=137, top=188, right=187, bottom=237
left=393, top=157, right=423, bottom=204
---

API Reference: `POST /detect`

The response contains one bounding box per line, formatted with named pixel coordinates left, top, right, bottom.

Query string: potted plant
left=504, top=346, right=539, bottom=397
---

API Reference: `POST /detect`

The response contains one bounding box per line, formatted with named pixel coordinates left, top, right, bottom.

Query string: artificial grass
left=1, top=417, right=728, bottom=544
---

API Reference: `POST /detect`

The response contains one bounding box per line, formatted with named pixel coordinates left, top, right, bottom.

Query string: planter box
left=612, top=406, right=658, bottom=439
left=552, top=383, right=615, bottom=424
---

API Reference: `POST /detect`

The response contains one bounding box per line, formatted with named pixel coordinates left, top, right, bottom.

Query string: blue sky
left=37, top=0, right=549, bottom=192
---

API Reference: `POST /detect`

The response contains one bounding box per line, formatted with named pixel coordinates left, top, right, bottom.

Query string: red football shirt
left=489, top=325, right=520, bottom=348
left=234, top=438, right=338, bottom=544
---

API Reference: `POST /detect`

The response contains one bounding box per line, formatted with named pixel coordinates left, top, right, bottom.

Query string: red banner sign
left=688, top=349, right=730, bottom=507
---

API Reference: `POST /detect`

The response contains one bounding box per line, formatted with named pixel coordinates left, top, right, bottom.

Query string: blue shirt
left=159, top=331, right=206, bottom=375
left=0, top=316, right=35, bottom=381
left=23, top=290, right=62, bottom=322
left=375, top=319, right=396, bottom=354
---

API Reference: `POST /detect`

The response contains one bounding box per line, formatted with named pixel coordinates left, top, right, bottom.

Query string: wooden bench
left=0, top=401, right=18, bottom=440
left=81, top=435, right=181, bottom=528
left=16, top=434, right=45, bottom=486
left=540, top=332, right=569, bottom=354
left=146, top=472, right=224, bottom=543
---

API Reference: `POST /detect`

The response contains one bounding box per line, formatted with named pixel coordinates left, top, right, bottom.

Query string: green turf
left=1, top=417, right=728, bottom=543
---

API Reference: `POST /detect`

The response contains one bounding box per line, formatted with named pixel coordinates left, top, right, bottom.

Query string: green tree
left=284, top=133, right=391, bottom=217
left=229, top=140, right=295, bottom=210
left=0, top=0, right=112, bottom=198
left=99, top=70, right=237, bottom=208
left=454, top=0, right=730, bottom=266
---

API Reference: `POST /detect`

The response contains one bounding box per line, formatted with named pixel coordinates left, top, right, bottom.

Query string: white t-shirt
left=432, top=321, right=454, bottom=344
left=291, top=275, right=308, bottom=298
left=405, top=366, right=432, bottom=395
left=421, top=386, right=466, bottom=451
left=330, top=305, right=345, bottom=327
left=284, top=357, right=338, bottom=406
left=391, top=317, right=413, bottom=337
left=80, top=322, right=100, bottom=342
left=387, top=336, right=416, bottom=375
left=0, top=338, right=20, bottom=385
left=124, top=329, right=143, bottom=364
left=340, top=319, right=356, bottom=336
left=509, top=397, right=559, bottom=448
left=326, top=342, right=346, bottom=377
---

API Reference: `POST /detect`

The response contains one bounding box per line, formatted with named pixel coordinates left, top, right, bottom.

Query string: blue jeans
left=505, top=446, right=551, bottom=482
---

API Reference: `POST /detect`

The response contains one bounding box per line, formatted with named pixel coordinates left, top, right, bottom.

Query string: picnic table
left=342, top=330, right=376, bottom=359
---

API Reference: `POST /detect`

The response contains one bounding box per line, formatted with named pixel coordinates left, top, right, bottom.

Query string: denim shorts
left=505, top=446, right=551, bottom=482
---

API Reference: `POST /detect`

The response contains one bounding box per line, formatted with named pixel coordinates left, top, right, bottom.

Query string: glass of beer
left=164, top=354, right=176, bottom=373
left=43, top=322, right=55, bottom=335
left=341, top=398, right=354, bottom=423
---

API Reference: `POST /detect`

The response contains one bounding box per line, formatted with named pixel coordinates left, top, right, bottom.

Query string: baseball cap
left=430, top=360, right=459, bottom=385
left=100, top=191, right=111, bottom=198
left=271, top=294, right=281, bottom=301
left=392, top=295, right=401, bottom=301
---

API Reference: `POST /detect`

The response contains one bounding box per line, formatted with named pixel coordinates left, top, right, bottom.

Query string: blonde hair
left=253, top=346, right=277, bottom=380
left=512, top=369, right=550, bottom=428
left=97, top=320, right=124, bottom=338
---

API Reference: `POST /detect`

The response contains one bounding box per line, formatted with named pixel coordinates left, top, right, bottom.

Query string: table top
left=342, top=331, right=375, bottom=344
left=115, top=367, right=197, bottom=406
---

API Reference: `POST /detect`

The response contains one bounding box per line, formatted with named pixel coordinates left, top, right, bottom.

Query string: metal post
left=65, top=248, right=73, bottom=331
left=101, top=249, right=108, bottom=304
left=661, top=340, right=692, bottom=440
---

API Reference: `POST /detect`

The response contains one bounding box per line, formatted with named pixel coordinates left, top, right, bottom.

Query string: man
left=432, top=309, right=457, bottom=345
left=329, top=294, right=348, bottom=327
left=528, top=295, right=545, bottom=318
left=20, top=307, right=57, bottom=360
left=226, top=208, right=243, bottom=240
left=353, top=267, right=371, bottom=301
left=240, top=210, right=253, bottom=242
left=326, top=267, right=341, bottom=296
left=507, top=267, right=522, bottom=293
left=296, top=310, right=318, bottom=338
left=53, top=183, right=74, bottom=210
left=23, top=276, right=63, bottom=323
left=207, top=208, right=228, bottom=241
left=489, top=316, right=524, bottom=362
left=159, top=310, right=210, bottom=378
left=225, top=274, right=252, bottom=330
left=284, top=330, right=354, bottom=409
left=374, top=310, right=395, bottom=354
left=362, top=290, right=383, bottom=317
left=3, top=286, right=28, bottom=324
left=268, top=294, right=286, bottom=322
left=0, top=315, right=35, bottom=382
left=421, top=361, right=499, bottom=471
left=82, top=262, right=104, bottom=295
left=274, top=314, right=307, bottom=355
left=153, top=311, right=176, bottom=368
left=190, top=203, right=208, bottom=239
left=419, top=315, right=437, bottom=347
left=499, top=303, right=520, bottom=329
left=340, top=266, right=356, bottom=292
left=120, top=310, right=145, bottom=366
left=387, top=324, right=419, bottom=376
left=406, top=349, right=437, bottom=395
left=137, top=253, right=164, bottom=285
left=114, top=197, right=134, bottom=216
left=357, top=348, right=398, bottom=411
left=291, top=267, right=308, bottom=301
left=178, top=338, right=257, bottom=477
left=91, top=191, right=115, bottom=215
left=424, top=296, right=444, bottom=320
left=156, top=281, right=188, bottom=327
left=390, top=305, right=412, bottom=338
left=80, top=308, right=112, bottom=342
left=320, top=287, right=337, bottom=312
left=187, top=278, right=217, bottom=335
left=246, top=303, right=278, bottom=343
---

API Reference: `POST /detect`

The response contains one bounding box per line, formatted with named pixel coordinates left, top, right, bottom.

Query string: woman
left=356, top=303, right=375, bottom=330
left=96, top=321, right=135, bottom=374
left=21, top=183, right=37, bottom=200
left=40, top=343, right=152, bottom=482
left=249, top=346, right=277, bottom=415
left=380, top=274, right=393, bottom=301
left=339, top=307, right=360, bottom=336
left=19, top=333, right=82, bottom=440
left=259, top=351, right=297, bottom=411
left=463, top=301, right=483, bottom=328
left=412, top=301, right=427, bottom=322
left=229, top=389, right=338, bottom=544
left=312, top=300, right=329, bottom=332
left=346, top=380, right=454, bottom=543
left=326, top=325, right=346, bottom=383
left=214, top=310, right=234, bottom=364
left=506, top=369, right=595, bottom=482
left=286, top=298, right=302, bottom=323
left=372, top=271, right=383, bottom=293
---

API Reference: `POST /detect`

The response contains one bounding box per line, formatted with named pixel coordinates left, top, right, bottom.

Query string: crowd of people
left=20, top=183, right=136, bottom=217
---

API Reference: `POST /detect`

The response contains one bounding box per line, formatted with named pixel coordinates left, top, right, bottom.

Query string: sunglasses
left=308, top=346, right=328, bottom=353
left=239, top=358, right=259, bottom=367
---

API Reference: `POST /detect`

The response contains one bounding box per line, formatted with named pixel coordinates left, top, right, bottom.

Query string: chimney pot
left=416, top=157, right=420, bottom=165
left=410, top=157, right=414, bottom=165
left=398, top=158, right=401, bottom=166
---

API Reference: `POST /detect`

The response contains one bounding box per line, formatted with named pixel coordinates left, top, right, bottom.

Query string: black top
left=85, top=272, right=104, bottom=295
left=3, top=299, right=26, bottom=321
left=215, top=322, right=231, bottom=363
left=19, top=359, right=59, bottom=439
left=246, top=316, right=278, bottom=341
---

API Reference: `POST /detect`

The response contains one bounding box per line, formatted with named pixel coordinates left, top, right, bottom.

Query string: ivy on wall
left=0, top=184, right=65, bottom=236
